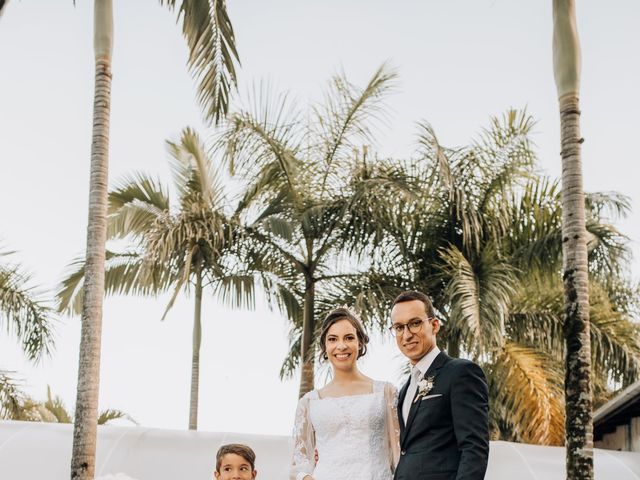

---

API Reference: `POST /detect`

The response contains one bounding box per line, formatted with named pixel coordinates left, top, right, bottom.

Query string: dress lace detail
left=291, top=381, right=400, bottom=480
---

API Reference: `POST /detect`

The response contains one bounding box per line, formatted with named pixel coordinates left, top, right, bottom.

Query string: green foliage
left=0, top=381, right=136, bottom=425
left=57, top=128, right=255, bottom=318
left=325, top=109, right=638, bottom=445
left=216, top=65, right=398, bottom=392
left=0, top=249, right=56, bottom=362
left=160, top=0, right=240, bottom=124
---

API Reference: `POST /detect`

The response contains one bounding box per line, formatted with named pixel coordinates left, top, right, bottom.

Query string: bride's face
left=325, top=319, right=360, bottom=371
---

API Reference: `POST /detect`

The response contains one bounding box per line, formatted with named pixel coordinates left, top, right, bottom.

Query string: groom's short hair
left=393, top=290, right=436, bottom=318
left=215, top=443, right=256, bottom=471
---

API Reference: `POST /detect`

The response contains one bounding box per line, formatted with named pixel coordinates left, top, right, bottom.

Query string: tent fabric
left=2, top=420, right=640, bottom=479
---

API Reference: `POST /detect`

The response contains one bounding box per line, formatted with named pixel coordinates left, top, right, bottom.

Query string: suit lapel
left=400, top=351, right=450, bottom=449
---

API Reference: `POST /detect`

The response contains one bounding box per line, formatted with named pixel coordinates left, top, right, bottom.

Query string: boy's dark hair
left=392, top=290, right=436, bottom=318
left=216, top=443, right=256, bottom=471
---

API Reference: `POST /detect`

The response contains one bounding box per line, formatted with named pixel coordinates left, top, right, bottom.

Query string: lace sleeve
left=384, top=382, right=401, bottom=472
left=291, top=393, right=315, bottom=480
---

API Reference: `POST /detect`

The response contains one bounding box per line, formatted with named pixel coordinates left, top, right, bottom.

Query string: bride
left=291, top=307, right=400, bottom=480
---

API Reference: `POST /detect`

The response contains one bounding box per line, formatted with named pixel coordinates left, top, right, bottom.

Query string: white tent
left=2, top=420, right=640, bottom=479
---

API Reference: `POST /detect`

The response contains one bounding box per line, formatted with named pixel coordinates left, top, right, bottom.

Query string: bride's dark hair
left=319, top=307, right=370, bottom=360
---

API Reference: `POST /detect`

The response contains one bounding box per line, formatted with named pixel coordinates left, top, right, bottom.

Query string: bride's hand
left=303, top=476, right=314, bottom=480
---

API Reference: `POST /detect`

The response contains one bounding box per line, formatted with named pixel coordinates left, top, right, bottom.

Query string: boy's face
left=214, top=453, right=257, bottom=480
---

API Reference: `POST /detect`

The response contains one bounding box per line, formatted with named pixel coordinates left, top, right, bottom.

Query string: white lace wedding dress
left=291, top=380, right=400, bottom=480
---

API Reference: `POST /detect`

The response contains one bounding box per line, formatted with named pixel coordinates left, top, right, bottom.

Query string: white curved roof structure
left=2, top=420, right=640, bottom=479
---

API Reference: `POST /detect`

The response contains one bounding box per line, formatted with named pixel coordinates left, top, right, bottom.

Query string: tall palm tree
left=218, top=65, right=397, bottom=397
left=552, top=1, right=592, bottom=477
left=70, top=3, right=115, bottom=478
left=69, top=1, right=239, bottom=477
left=58, top=128, right=255, bottom=430
left=335, top=110, right=638, bottom=445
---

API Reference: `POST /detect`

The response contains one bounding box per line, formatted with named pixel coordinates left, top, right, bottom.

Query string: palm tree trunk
left=188, top=262, right=203, bottom=430
left=298, top=278, right=316, bottom=398
left=559, top=94, right=593, bottom=479
left=70, top=1, right=113, bottom=478
left=447, top=332, right=460, bottom=358
left=552, top=2, right=593, bottom=478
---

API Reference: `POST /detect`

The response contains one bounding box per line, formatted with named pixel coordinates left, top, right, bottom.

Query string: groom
left=392, top=291, right=489, bottom=480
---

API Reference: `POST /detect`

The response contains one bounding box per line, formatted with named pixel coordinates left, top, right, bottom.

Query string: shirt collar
left=412, top=346, right=441, bottom=376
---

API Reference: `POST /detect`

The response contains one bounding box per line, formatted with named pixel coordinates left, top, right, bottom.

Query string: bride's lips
left=334, top=352, right=352, bottom=360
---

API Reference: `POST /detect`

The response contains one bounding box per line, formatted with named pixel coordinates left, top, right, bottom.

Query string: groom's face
left=391, top=299, right=439, bottom=365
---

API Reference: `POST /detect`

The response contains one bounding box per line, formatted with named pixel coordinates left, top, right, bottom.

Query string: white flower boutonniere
left=414, top=376, right=435, bottom=403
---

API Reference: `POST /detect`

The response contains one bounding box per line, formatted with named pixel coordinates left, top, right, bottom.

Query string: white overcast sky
left=1, top=1, right=639, bottom=436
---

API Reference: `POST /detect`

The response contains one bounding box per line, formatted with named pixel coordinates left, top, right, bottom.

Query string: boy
left=214, top=443, right=258, bottom=480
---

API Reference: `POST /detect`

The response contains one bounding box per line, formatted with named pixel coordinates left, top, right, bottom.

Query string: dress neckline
left=314, top=380, right=382, bottom=400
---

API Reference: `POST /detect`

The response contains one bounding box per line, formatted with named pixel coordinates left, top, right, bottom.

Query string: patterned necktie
left=403, top=366, right=422, bottom=424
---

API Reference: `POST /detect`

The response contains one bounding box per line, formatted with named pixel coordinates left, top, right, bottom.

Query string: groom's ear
left=432, top=318, right=441, bottom=334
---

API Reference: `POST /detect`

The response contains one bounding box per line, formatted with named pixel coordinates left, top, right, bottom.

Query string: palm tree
left=337, top=110, right=638, bottom=446
left=39, top=386, right=135, bottom=425
left=70, top=3, right=115, bottom=477
left=1, top=248, right=55, bottom=362
left=58, top=128, right=255, bottom=430
left=0, top=371, right=27, bottom=420
left=1, top=247, right=56, bottom=419
left=217, top=65, right=397, bottom=397
left=1, top=383, right=134, bottom=425
left=552, top=1, right=592, bottom=477
left=69, top=1, right=239, bottom=476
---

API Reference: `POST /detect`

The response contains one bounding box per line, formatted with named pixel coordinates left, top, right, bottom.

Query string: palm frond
left=507, top=273, right=564, bottom=357
left=97, top=408, right=137, bottom=425
left=43, top=385, right=72, bottom=423
left=488, top=343, right=564, bottom=445
left=161, top=261, right=190, bottom=321
left=0, top=260, right=55, bottom=362
left=589, top=281, right=640, bottom=386
left=161, top=0, right=240, bottom=124
left=212, top=273, right=258, bottom=310
left=586, top=191, right=631, bottom=222
left=57, top=249, right=177, bottom=316
left=108, top=172, right=169, bottom=239
left=437, top=245, right=482, bottom=350
left=315, top=64, right=397, bottom=196
left=220, top=90, right=302, bottom=194
left=506, top=178, right=563, bottom=271
left=586, top=220, right=629, bottom=278
left=0, top=371, right=26, bottom=420
left=167, top=127, right=226, bottom=210
left=438, top=244, right=517, bottom=354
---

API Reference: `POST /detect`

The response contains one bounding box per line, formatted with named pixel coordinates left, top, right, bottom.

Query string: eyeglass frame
left=388, top=316, right=437, bottom=337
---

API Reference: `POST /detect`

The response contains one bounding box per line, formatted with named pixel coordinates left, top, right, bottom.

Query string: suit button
left=401, top=450, right=406, bottom=456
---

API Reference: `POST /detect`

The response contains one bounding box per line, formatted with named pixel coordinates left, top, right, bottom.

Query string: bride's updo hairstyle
left=319, top=307, right=370, bottom=360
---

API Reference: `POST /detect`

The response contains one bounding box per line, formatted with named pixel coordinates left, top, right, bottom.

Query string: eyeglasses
left=388, top=317, right=434, bottom=337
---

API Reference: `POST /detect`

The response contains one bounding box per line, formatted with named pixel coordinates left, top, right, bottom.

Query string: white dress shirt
left=402, top=346, right=441, bottom=424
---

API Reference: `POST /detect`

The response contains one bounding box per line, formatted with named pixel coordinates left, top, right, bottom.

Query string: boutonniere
left=414, top=376, right=435, bottom=403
